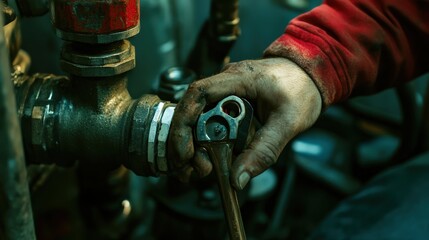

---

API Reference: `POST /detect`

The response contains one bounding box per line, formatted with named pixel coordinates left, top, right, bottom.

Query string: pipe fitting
left=158, top=67, right=196, bottom=102
left=15, top=73, right=176, bottom=176
left=61, top=40, right=136, bottom=77
left=126, top=98, right=176, bottom=176
left=11, top=0, right=178, bottom=177
left=51, top=0, right=140, bottom=44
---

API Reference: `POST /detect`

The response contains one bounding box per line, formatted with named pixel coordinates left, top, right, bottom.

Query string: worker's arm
left=168, top=0, right=429, bottom=189
left=266, top=0, right=429, bottom=106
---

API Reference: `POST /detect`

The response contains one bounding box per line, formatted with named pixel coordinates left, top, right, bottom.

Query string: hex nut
left=60, top=45, right=136, bottom=77
left=147, top=102, right=165, bottom=175
left=126, top=95, right=161, bottom=176
left=157, top=106, right=175, bottom=173
left=55, top=25, right=140, bottom=44
left=159, top=67, right=195, bottom=102
left=61, top=40, right=133, bottom=66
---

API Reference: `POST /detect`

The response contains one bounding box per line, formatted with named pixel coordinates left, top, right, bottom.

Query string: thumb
left=230, top=111, right=293, bottom=190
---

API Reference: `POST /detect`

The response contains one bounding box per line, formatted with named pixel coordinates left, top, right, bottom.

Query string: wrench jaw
left=196, top=95, right=246, bottom=143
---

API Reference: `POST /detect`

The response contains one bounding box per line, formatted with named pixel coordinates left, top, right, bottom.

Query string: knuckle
left=187, top=81, right=202, bottom=93
left=222, top=61, right=254, bottom=73
left=257, top=142, right=279, bottom=168
left=168, top=126, right=181, bottom=142
left=259, top=153, right=276, bottom=169
left=241, top=61, right=256, bottom=72
left=222, top=62, right=237, bottom=72
left=187, top=82, right=208, bottom=101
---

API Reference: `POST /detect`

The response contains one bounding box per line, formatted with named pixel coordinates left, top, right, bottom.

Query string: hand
left=168, top=57, right=322, bottom=190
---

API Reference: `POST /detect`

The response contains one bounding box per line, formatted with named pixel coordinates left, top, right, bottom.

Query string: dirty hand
left=168, top=57, right=322, bottom=190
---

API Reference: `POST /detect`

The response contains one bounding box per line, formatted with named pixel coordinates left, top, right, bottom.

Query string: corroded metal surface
left=51, top=0, right=140, bottom=43
left=61, top=40, right=136, bottom=77
left=0, top=11, right=36, bottom=240
left=186, top=0, right=240, bottom=76
left=210, top=0, right=240, bottom=41
left=52, top=0, right=139, bottom=34
left=15, top=72, right=176, bottom=176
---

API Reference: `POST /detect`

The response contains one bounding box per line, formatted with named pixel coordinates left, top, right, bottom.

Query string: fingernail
left=238, top=172, right=250, bottom=190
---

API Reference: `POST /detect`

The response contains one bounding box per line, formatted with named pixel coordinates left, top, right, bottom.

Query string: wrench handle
left=205, top=143, right=246, bottom=240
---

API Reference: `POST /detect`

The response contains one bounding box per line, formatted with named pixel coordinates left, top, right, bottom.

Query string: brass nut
left=61, top=40, right=133, bottom=66
left=60, top=45, right=135, bottom=77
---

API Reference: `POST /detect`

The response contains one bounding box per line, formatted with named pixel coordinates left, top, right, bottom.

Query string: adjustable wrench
left=196, top=96, right=252, bottom=240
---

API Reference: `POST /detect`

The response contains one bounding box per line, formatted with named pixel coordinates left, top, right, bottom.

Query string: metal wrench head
left=196, top=95, right=246, bottom=143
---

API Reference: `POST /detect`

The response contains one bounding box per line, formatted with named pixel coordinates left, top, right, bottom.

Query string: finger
left=192, top=147, right=212, bottom=177
left=168, top=88, right=207, bottom=169
left=230, top=111, right=293, bottom=190
left=201, top=71, right=258, bottom=103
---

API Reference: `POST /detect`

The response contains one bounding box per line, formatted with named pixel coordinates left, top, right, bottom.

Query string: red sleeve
left=264, top=0, right=429, bottom=106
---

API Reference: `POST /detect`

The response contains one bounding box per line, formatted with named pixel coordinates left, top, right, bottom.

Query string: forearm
left=265, top=0, right=429, bottom=106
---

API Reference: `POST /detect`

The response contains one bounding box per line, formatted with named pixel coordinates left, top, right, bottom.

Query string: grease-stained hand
left=168, top=57, right=322, bottom=190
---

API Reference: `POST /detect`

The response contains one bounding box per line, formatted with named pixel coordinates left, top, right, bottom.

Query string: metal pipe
left=209, top=0, right=240, bottom=40
left=14, top=71, right=175, bottom=176
left=13, top=0, right=176, bottom=177
left=0, top=10, right=36, bottom=240
left=186, top=0, right=240, bottom=77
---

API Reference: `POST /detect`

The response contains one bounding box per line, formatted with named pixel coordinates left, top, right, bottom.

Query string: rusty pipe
left=13, top=0, right=174, bottom=175
left=0, top=9, right=36, bottom=240
left=187, top=0, right=240, bottom=76
left=209, top=0, right=240, bottom=41
left=14, top=0, right=49, bottom=17
left=14, top=71, right=175, bottom=176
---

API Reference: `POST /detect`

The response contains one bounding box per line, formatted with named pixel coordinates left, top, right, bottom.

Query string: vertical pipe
left=0, top=12, right=36, bottom=240
left=186, top=0, right=240, bottom=76
left=210, top=0, right=240, bottom=40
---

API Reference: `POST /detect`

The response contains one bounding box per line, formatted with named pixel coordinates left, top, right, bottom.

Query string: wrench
left=196, top=96, right=252, bottom=240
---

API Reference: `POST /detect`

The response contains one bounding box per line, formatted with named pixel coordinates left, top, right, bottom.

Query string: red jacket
left=264, top=0, right=429, bottom=106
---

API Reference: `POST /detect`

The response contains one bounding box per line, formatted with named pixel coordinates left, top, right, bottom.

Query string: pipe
left=0, top=10, right=36, bottom=240
left=14, top=71, right=174, bottom=176
left=186, top=0, right=240, bottom=77
left=209, top=0, right=240, bottom=40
